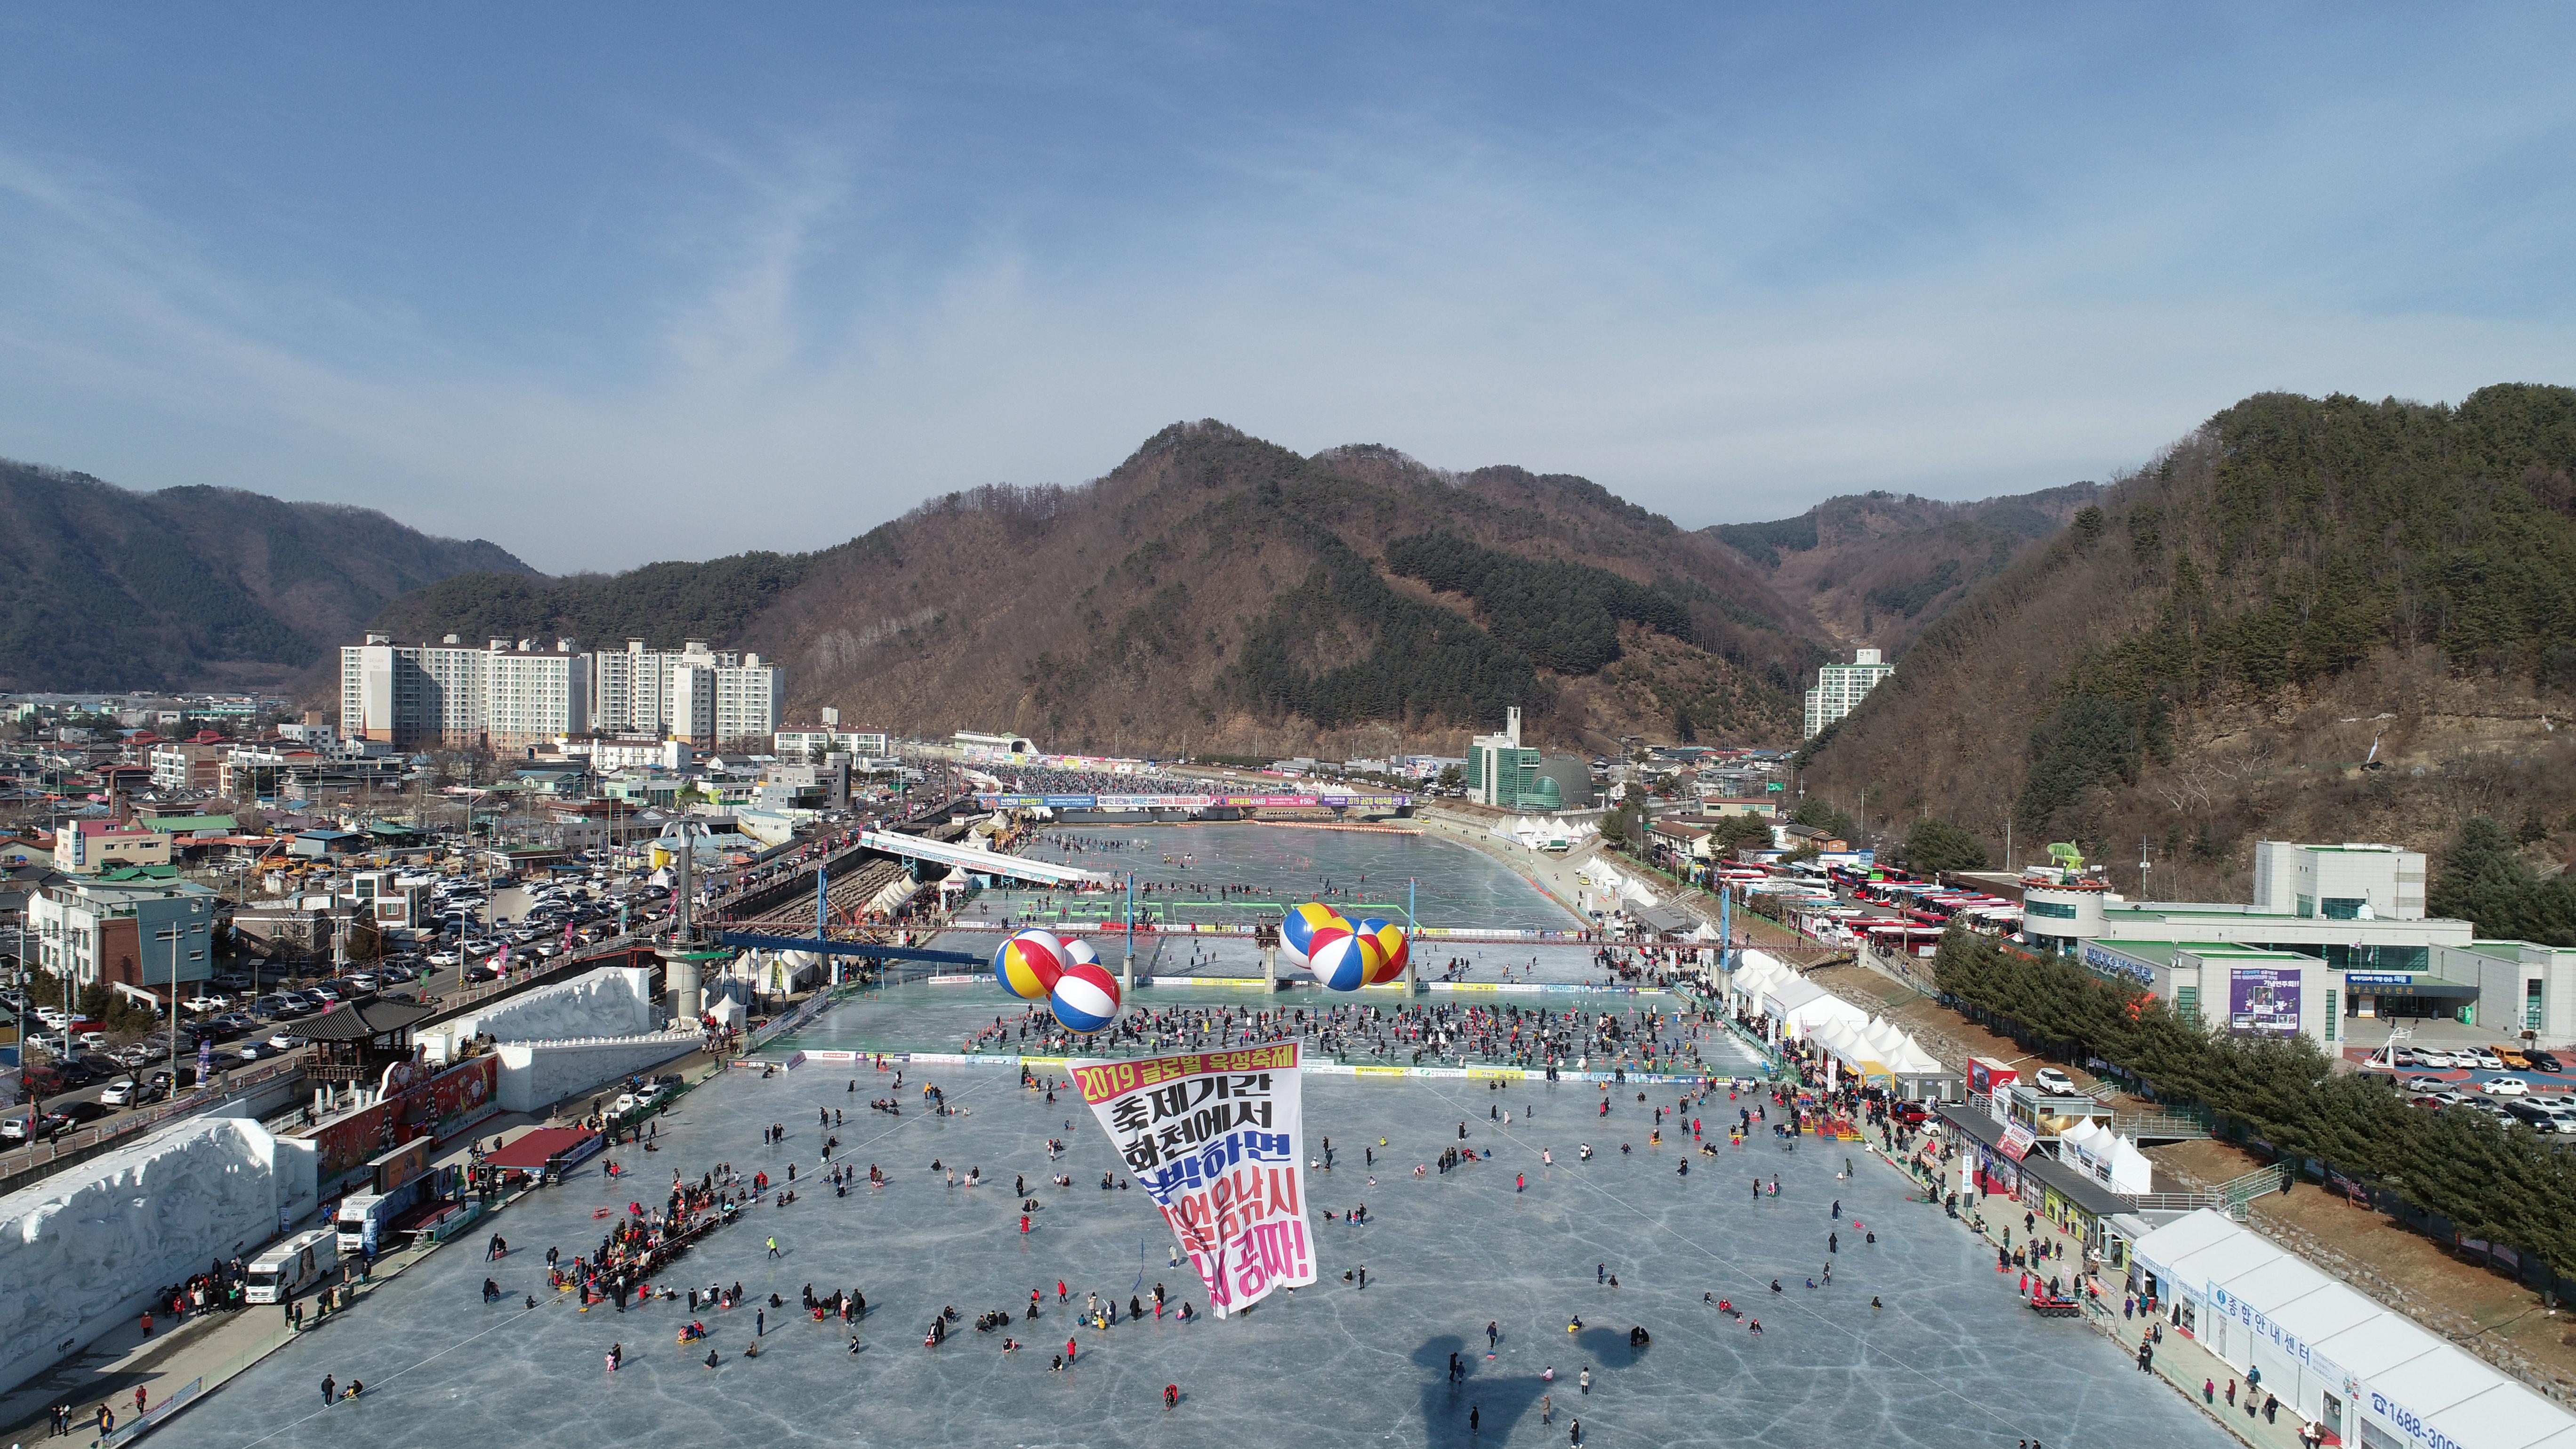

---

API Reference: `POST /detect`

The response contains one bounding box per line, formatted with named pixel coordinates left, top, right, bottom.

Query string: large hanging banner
left=1071, top=1042, right=1314, bottom=1318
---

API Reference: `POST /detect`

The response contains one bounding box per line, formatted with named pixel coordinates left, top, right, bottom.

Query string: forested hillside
left=367, top=551, right=823, bottom=651
left=368, top=424, right=1834, bottom=757
left=1805, top=386, right=2576, bottom=904
left=0, top=459, right=532, bottom=692
left=1707, top=483, right=2101, bottom=650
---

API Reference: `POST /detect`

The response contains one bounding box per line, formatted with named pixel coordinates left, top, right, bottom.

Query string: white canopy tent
left=2131, top=1210, right=2576, bottom=1448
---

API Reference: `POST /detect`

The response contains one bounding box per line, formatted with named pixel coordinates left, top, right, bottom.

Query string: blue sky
left=1, top=5, right=2570, bottom=572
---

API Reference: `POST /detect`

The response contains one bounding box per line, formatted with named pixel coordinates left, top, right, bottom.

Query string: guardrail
left=2127, top=1191, right=2226, bottom=1213
left=2215, top=1162, right=2291, bottom=1217
left=2113, top=1108, right=2212, bottom=1142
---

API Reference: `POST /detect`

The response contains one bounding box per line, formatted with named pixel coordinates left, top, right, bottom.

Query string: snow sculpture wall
left=0, top=1118, right=317, bottom=1398
left=492, top=1030, right=703, bottom=1112
left=450, top=966, right=655, bottom=1045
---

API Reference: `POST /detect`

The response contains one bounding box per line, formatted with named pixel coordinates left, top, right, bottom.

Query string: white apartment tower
left=341, top=634, right=590, bottom=749
left=591, top=639, right=780, bottom=747
left=1802, top=647, right=1894, bottom=739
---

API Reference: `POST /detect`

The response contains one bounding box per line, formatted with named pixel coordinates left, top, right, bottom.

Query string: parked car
left=267, top=1033, right=300, bottom=1052
left=234, top=1041, right=272, bottom=1062
left=1, top=1112, right=71, bottom=1142
left=2483, top=1076, right=2534, bottom=1095
left=98, top=1079, right=141, bottom=1107
left=182, top=995, right=229, bottom=1014
left=2031, top=1067, right=2077, bottom=1094
left=2400, top=1075, right=2449, bottom=1093
left=2408, top=1048, right=2456, bottom=1068
left=58, top=1100, right=118, bottom=1125
left=2505, top=1100, right=2568, bottom=1130
left=2530, top=1050, right=2568, bottom=1074
left=2468, top=1048, right=2508, bottom=1071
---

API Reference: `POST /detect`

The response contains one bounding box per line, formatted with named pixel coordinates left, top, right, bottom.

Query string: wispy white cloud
left=0, top=6, right=2569, bottom=570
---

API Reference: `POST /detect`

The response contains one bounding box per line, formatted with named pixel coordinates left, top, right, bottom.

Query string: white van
left=244, top=1229, right=339, bottom=1303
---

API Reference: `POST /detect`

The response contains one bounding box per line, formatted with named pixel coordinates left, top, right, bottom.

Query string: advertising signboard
left=977, top=792, right=1412, bottom=811
left=2228, top=966, right=2302, bottom=1037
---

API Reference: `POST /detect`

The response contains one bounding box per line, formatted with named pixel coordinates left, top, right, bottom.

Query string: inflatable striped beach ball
left=1281, top=902, right=1348, bottom=966
left=1063, top=937, right=1101, bottom=971
left=1356, top=918, right=1409, bottom=984
left=993, top=929, right=1067, bottom=1001
left=1050, top=958, right=1123, bottom=1033
left=1309, top=927, right=1385, bottom=992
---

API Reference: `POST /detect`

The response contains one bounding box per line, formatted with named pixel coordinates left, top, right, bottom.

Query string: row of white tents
left=1726, top=950, right=1945, bottom=1079
left=2059, top=1116, right=2157, bottom=1196
left=1489, top=813, right=1601, bottom=853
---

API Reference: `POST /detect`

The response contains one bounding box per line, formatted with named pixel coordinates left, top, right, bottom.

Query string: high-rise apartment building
left=1803, top=648, right=1894, bottom=738
left=341, top=635, right=590, bottom=749
left=589, top=639, right=780, bottom=747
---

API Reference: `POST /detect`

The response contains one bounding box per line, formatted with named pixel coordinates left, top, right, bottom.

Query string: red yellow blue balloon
left=1281, top=902, right=1348, bottom=966
left=1050, top=958, right=1123, bottom=1033
left=1356, top=918, right=1409, bottom=984
left=992, top=929, right=1066, bottom=1000
left=1309, top=927, right=1386, bottom=991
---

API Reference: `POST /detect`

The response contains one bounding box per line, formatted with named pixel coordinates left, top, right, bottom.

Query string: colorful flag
left=1071, top=1043, right=1314, bottom=1318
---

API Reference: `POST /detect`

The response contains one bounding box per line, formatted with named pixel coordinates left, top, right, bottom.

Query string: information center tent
left=2130, top=1210, right=2576, bottom=1448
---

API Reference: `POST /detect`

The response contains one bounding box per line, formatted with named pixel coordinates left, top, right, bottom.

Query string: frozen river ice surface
left=178, top=1020, right=2233, bottom=1449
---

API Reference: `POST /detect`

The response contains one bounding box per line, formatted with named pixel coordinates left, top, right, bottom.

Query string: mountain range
left=1798, top=384, right=2576, bottom=903
left=1705, top=482, right=2104, bottom=652
left=374, top=427, right=1839, bottom=756
left=0, top=458, right=533, bottom=694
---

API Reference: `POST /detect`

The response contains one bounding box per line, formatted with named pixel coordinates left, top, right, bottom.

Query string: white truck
left=244, top=1229, right=339, bottom=1304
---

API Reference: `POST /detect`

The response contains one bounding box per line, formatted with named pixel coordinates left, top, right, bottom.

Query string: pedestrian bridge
left=857, top=829, right=1104, bottom=887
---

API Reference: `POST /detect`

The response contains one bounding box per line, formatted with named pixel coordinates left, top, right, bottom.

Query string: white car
left=2032, top=1067, right=2078, bottom=1094
left=183, top=995, right=229, bottom=1014
left=98, top=1079, right=139, bottom=1106
left=2411, top=1049, right=2458, bottom=1069
left=2481, top=1076, right=2533, bottom=1096
left=2468, top=1049, right=2508, bottom=1071
left=267, top=1033, right=300, bottom=1052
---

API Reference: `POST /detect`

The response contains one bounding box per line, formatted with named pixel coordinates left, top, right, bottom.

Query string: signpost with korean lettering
left=1071, top=1043, right=1314, bottom=1318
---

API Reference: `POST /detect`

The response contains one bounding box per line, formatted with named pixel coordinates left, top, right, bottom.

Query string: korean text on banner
left=1071, top=1043, right=1315, bottom=1319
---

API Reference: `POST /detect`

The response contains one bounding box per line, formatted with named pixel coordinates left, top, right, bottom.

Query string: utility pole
left=1407, top=878, right=1419, bottom=993
left=1122, top=871, right=1135, bottom=997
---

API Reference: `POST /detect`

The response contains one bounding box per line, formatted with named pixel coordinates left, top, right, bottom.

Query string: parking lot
left=4, top=867, right=661, bottom=1145
left=2352, top=1041, right=2576, bottom=1134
